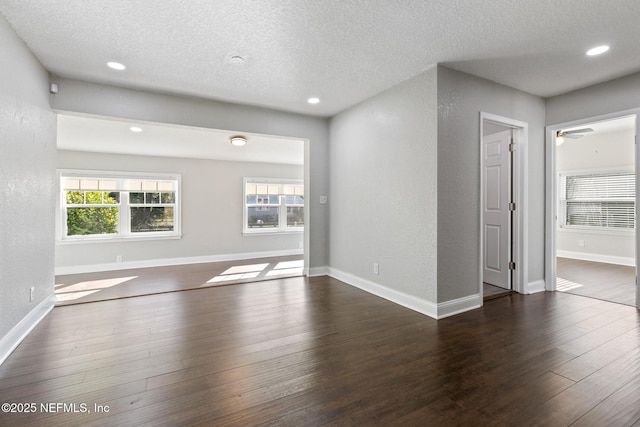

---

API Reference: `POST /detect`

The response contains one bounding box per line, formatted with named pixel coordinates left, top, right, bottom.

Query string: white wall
left=329, top=67, right=438, bottom=303
left=556, top=129, right=635, bottom=264
left=0, top=16, right=56, bottom=344
left=50, top=78, right=330, bottom=272
left=437, top=66, right=546, bottom=301
left=56, top=150, right=304, bottom=271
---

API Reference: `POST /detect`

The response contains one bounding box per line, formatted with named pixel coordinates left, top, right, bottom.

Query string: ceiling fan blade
left=562, top=127, right=593, bottom=135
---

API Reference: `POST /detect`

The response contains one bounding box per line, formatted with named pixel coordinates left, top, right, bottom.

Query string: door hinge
left=509, top=202, right=516, bottom=211
left=509, top=261, right=516, bottom=270
left=509, top=142, right=516, bottom=152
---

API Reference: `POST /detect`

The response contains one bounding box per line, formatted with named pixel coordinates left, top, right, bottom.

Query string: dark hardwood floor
left=557, top=257, right=636, bottom=306
left=54, top=255, right=303, bottom=306
left=483, top=283, right=512, bottom=301
left=1, top=276, right=639, bottom=426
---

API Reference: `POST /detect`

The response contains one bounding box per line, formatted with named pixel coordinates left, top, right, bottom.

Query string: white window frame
left=558, top=167, right=635, bottom=235
left=57, top=170, right=182, bottom=243
left=243, top=177, right=304, bottom=235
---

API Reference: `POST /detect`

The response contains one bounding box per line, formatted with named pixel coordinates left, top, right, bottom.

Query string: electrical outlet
left=373, top=263, right=379, bottom=275
left=578, top=240, right=585, bottom=247
left=29, top=286, right=35, bottom=302
left=116, top=255, right=123, bottom=262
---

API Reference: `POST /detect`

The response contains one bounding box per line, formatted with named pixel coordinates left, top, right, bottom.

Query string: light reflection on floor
left=204, top=259, right=304, bottom=286
left=556, top=277, right=584, bottom=292
left=55, top=276, right=138, bottom=302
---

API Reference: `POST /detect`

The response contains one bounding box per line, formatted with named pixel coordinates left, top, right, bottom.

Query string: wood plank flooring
left=483, top=283, right=512, bottom=301
left=557, top=257, right=636, bottom=306
left=54, top=255, right=303, bottom=306
left=1, top=276, right=640, bottom=426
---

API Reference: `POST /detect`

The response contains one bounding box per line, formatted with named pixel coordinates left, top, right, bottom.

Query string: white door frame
left=545, top=109, right=640, bottom=309
left=480, top=112, right=529, bottom=297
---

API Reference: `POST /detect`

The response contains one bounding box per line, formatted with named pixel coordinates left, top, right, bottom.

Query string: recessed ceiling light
left=130, top=126, right=142, bottom=133
left=586, top=45, right=609, bottom=56
left=230, top=135, right=247, bottom=146
left=307, top=97, right=320, bottom=104
left=107, top=61, right=126, bottom=71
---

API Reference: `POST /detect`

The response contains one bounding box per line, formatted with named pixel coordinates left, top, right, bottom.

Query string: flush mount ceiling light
left=586, top=45, right=610, bottom=56
left=107, top=61, right=126, bottom=71
left=307, top=97, right=320, bottom=104
left=230, top=135, right=247, bottom=146
left=130, top=126, right=142, bottom=133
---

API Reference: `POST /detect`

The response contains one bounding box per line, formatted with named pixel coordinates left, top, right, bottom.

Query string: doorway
left=546, top=113, right=639, bottom=308
left=480, top=113, right=528, bottom=299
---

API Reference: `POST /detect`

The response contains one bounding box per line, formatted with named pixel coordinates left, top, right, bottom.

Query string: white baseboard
left=55, top=249, right=304, bottom=275
left=308, top=266, right=328, bottom=277
left=328, top=267, right=438, bottom=318
left=437, top=293, right=483, bottom=319
left=328, top=268, right=481, bottom=319
left=0, top=294, right=55, bottom=366
left=557, top=250, right=634, bottom=267
left=526, top=279, right=546, bottom=294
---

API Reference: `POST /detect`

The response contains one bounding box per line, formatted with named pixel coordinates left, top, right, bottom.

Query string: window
left=59, top=171, right=180, bottom=241
left=560, top=171, right=635, bottom=231
left=244, top=179, right=304, bottom=234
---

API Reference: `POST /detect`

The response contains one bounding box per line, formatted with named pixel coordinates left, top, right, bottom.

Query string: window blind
left=563, top=172, right=635, bottom=229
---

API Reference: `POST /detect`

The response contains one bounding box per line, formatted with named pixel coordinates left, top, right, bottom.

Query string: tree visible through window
left=59, top=172, right=180, bottom=240
left=66, top=191, right=120, bottom=236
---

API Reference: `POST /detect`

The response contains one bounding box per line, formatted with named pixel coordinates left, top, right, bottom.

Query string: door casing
left=480, top=112, right=529, bottom=299
left=545, top=109, right=640, bottom=309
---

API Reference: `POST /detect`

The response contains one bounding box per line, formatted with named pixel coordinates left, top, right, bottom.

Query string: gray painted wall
left=0, top=16, right=56, bottom=338
left=50, top=78, right=330, bottom=270
left=329, top=67, right=438, bottom=302
left=437, top=66, right=546, bottom=302
left=56, top=150, right=304, bottom=268
left=546, top=72, right=640, bottom=125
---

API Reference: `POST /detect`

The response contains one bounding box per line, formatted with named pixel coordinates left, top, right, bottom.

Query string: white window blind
left=562, top=172, right=635, bottom=229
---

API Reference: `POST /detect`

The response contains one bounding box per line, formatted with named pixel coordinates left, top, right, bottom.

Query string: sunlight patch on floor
left=556, top=277, right=584, bottom=292
left=274, top=260, right=304, bottom=269
left=266, top=267, right=304, bottom=277
left=203, top=260, right=304, bottom=286
left=55, top=276, right=138, bottom=301
left=206, top=271, right=261, bottom=284
left=221, top=263, right=269, bottom=275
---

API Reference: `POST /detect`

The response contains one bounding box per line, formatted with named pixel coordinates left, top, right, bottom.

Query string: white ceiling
left=3, top=1, right=640, bottom=117
left=57, top=114, right=304, bottom=164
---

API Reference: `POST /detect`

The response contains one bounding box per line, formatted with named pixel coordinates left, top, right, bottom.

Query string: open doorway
left=547, top=114, right=638, bottom=307
left=54, top=113, right=307, bottom=304
left=480, top=113, right=529, bottom=300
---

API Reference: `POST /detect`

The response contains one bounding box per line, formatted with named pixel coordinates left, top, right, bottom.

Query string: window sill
left=57, top=234, right=182, bottom=245
left=558, top=226, right=634, bottom=237
left=243, top=229, right=303, bottom=236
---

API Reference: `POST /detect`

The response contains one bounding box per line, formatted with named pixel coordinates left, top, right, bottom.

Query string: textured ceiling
left=2, top=1, right=640, bottom=117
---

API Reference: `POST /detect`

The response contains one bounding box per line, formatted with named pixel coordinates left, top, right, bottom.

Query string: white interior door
left=483, top=129, right=511, bottom=289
